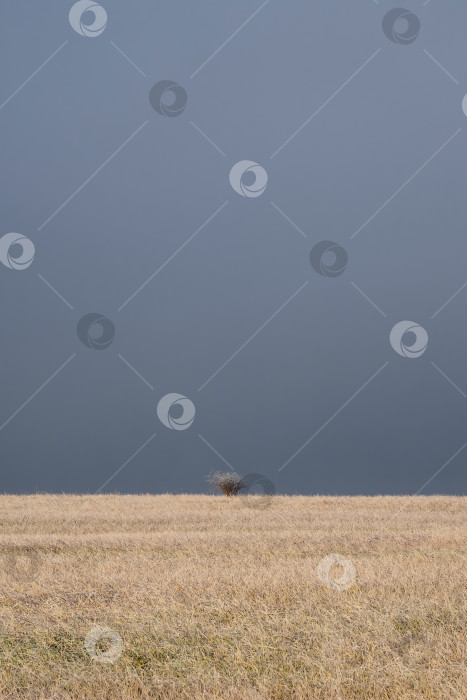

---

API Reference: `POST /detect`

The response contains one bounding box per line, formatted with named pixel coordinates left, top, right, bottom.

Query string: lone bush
left=207, top=471, right=244, bottom=497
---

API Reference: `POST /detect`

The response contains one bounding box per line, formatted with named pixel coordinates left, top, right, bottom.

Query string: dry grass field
left=0, top=494, right=465, bottom=699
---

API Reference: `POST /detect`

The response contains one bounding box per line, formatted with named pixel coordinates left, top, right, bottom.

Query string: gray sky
left=0, top=0, right=466, bottom=495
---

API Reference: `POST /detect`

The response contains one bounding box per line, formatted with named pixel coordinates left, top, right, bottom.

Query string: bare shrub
left=207, top=471, right=244, bottom=497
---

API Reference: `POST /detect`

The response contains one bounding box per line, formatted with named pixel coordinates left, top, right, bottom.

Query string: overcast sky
left=0, top=0, right=466, bottom=495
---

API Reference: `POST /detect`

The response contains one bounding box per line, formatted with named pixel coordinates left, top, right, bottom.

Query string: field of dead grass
left=0, top=494, right=465, bottom=699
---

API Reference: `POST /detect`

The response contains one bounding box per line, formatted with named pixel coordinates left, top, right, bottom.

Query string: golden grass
left=0, top=494, right=465, bottom=699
